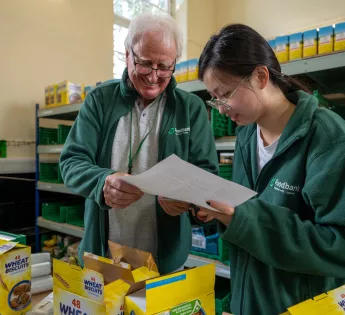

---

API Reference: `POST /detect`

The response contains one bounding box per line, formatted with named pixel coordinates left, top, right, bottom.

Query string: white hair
left=124, top=13, right=183, bottom=60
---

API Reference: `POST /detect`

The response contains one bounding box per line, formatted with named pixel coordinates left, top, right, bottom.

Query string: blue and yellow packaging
left=179, top=61, right=188, bottom=82
left=289, top=33, right=303, bottom=60
left=0, top=240, right=31, bottom=315
left=318, top=25, right=334, bottom=54
left=276, top=36, right=289, bottom=63
left=174, top=63, right=181, bottom=83
left=125, top=264, right=216, bottom=315
left=187, top=58, right=199, bottom=81
left=268, top=39, right=276, bottom=53
left=303, top=29, right=318, bottom=57
left=334, top=22, right=345, bottom=51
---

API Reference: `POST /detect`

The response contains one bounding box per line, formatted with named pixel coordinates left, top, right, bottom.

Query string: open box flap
left=288, top=286, right=345, bottom=315
left=145, top=264, right=215, bottom=314
left=108, top=241, right=159, bottom=273
left=53, top=259, right=104, bottom=303
left=84, top=252, right=136, bottom=285
left=0, top=240, right=19, bottom=255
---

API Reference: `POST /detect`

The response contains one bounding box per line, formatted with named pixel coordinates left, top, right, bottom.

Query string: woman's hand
left=198, top=201, right=236, bottom=226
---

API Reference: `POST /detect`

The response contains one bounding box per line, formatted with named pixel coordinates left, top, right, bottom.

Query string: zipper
left=254, top=136, right=300, bottom=191
left=100, top=111, right=129, bottom=256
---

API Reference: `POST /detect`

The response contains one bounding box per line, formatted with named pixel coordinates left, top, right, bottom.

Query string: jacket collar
left=119, top=67, right=177, bottom=106
left=237, top=90, right=318, bottom=155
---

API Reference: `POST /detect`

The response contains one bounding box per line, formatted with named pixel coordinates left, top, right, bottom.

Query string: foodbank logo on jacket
left=169, top=127, right=190, bottom=136
left=269, top=177, right=301, bottom=195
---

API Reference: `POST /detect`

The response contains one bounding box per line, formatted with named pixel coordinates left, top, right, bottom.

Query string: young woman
left=198, top=24, right=345, bottom=314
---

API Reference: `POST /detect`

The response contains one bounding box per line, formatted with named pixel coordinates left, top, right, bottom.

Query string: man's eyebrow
left=135, top=56, right=174, bottom=67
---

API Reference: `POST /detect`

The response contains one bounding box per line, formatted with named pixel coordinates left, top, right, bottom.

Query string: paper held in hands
left=118, top=154, right=257, bottom=211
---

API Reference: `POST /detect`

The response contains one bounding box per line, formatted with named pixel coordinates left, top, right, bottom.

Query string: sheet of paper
left=118, top=154, right=257, bottom=211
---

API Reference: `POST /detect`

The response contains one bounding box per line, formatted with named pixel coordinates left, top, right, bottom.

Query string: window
left=113, top=0, right=172, bottom=78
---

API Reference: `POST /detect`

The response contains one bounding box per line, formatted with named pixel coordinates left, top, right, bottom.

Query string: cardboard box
left=303, top=29, right=318, bottom=57
left=279, top=285, right=345, bottom=314
left=53, top=241, right=160, bottom=314
left=318, top=25, right=334, bottom=54
left=187, top=59, right=199, bottom=81
left=125, top=264, right=215, bottom=315
left=289, top=33, right=303, bottom=60
left=44, top=86, right=50, bottom=107
left=49, top=84, right=57, bottom=107
left=179, top=61, right=188, bottom=82
left=276, top=36, right=289, bottom=63
left=0, top=240, right=31, bottom=314
left=56, top=81, right=84, bottom=106
left=334, top=22, right=345, bottom=51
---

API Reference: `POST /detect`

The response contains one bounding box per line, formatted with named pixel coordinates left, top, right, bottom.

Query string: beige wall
left=0, top=0, right=113, bottom=157
left=215, top=0, right=345, bottom=38
left=176, top=0, right=217, bottom=59
left=177, top=0, right=345, bottom=60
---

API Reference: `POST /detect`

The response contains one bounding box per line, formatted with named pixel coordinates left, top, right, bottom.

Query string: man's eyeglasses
left=206, top=76, right=248, bottom=111
left=131, top=47, right=175, bottom=79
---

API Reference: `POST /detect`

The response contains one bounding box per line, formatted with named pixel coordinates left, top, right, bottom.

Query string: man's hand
left=158, top=197, right=189, bottom=216
left=103, top=173, right=143, bottom=209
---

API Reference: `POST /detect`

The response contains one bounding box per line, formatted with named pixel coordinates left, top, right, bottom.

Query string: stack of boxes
left=44, top=80, right=87, bottom=108
left=175, top=58, right=199, bottom=83
left=268, top=22, right=345, bottom=63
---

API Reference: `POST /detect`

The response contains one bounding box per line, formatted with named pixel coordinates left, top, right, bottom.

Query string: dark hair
left=198, top=24, right=310, bottom=94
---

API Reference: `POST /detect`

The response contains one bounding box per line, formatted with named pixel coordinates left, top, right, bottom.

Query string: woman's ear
left=255, top=66, right=270, bottom=90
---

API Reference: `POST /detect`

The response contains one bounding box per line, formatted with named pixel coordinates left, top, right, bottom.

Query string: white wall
left=0, top=0, right=113, bottom=157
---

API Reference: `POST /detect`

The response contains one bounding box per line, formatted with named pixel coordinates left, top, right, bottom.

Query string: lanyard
left=128, top=99, right=161, bottom=174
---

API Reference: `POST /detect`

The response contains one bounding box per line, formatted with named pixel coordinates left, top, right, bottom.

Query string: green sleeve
left=59, top=90, right=115, bottom=209
left=222, top=141, right=345, bottom=277
left=188, top=95, right=219, bottom=175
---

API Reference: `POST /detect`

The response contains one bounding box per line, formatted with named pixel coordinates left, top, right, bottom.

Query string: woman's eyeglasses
left=206, top=76, right=248, bottom=111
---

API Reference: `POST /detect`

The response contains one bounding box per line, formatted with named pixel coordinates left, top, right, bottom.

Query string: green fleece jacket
left=225, top=91, right=345, bottom=315
left=59, top=69, right=218, bottom=274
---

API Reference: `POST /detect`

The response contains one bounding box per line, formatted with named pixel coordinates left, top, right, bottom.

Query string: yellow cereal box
left=279, top=285, right=345, bottom=314
left=187, top=59, right=199, bottom=81
left=125, top=264, right=216, bottom=315
left=334, top=22, right=345, bottom=51
left=179, top=61, right=188, bottom=82
left=303, top=29, right=318, bottom=58
left=44, top=86, right=50, bottom=107
left=49, top=84, right=58, bottom=107
left=318, top=25, right=334, bottom=54
left=0, top=240, right=31, bottom=315
left=276, top=36, right=289, bottom=63
left=56, top=81, right=84, bottom=106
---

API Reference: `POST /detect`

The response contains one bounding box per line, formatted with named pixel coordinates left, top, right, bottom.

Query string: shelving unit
left=177, top=50, right=345, bottom=95
left=37, top=217, right=84, bottom=238
left=35, top=103, right=81, bottom=252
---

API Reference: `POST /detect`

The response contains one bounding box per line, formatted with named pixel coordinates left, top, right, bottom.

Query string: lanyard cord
left=128, top=98, right=161, bottom=174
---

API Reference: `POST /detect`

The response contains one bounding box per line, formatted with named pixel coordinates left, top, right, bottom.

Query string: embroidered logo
left=269, top=177, right=301, bottom=195
left=169, top=127, right=190, bottom=136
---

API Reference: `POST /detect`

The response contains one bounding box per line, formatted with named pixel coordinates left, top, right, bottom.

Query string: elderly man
left=60, top=13, right=218, bottom=274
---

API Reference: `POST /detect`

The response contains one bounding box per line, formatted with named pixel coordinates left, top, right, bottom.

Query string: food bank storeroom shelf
left=37, top=216, right=84, bottom=238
